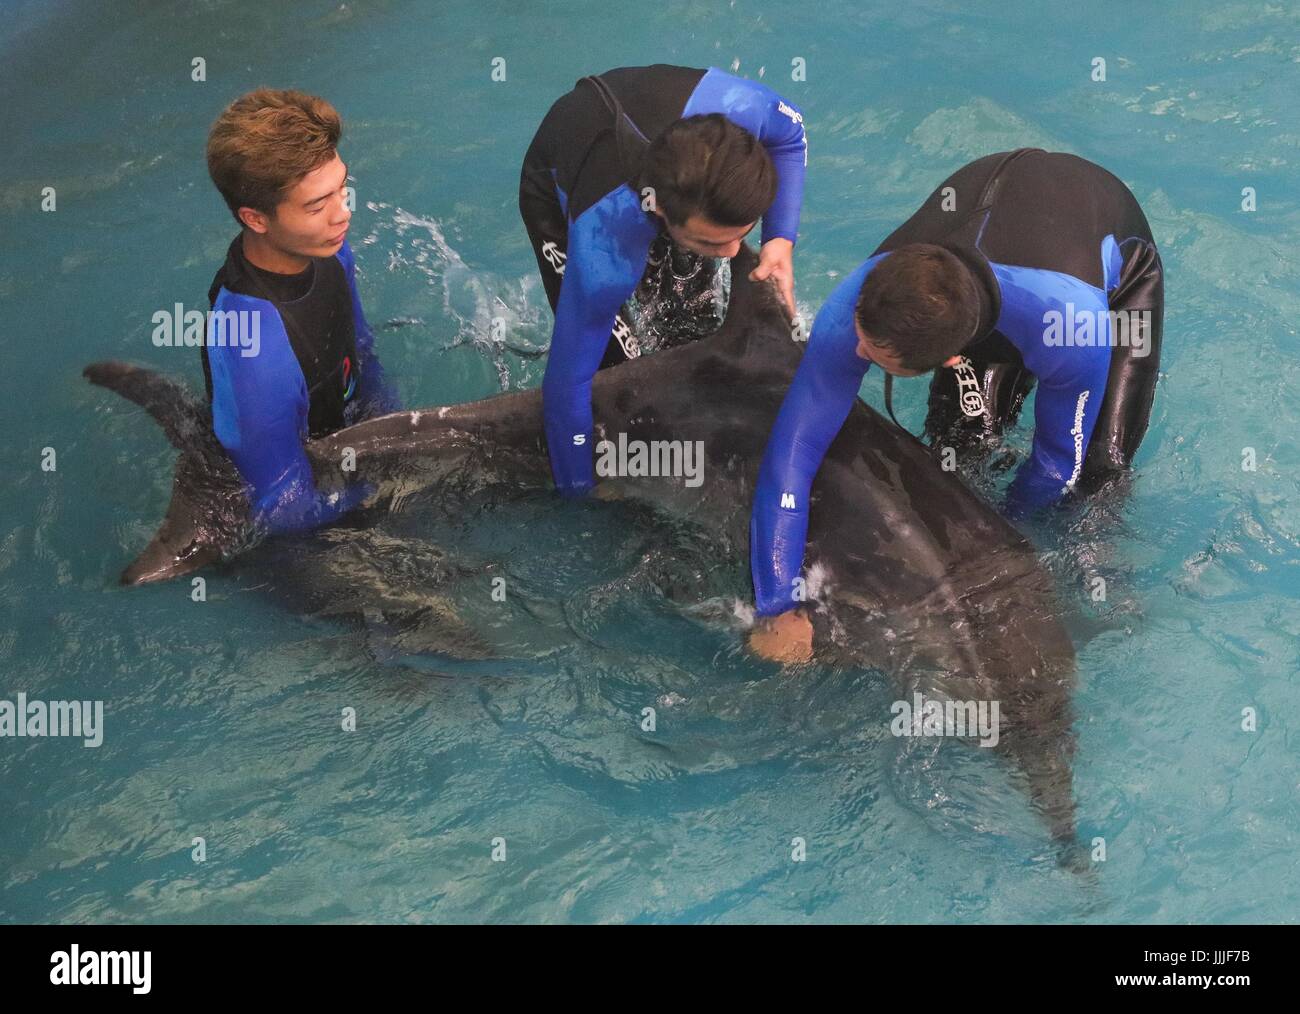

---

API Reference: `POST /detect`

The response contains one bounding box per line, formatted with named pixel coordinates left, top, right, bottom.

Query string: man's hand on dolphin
left=748, top=608, right=813, bottom=664
left=749, top=237, right=796, bottom=317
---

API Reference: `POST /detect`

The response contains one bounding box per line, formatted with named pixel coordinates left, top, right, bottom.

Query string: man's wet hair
left=639, top=114, right=776, bottom=229
left=854, top=244, right=981, bottom=370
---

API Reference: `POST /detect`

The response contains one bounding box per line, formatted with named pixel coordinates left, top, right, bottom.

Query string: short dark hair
left=207, top=88, right=342, bottom=226
left=853, top=244, right=980, bottom=371
left=638, top=114, right=776, bottom=228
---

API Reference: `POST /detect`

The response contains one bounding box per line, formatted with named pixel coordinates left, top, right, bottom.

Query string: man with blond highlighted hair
left=204, top=88, right=399, bottom=534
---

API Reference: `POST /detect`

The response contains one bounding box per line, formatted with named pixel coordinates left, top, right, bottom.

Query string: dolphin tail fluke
left=83, top=360, right=213, bottom=451
left=118, top=459, right=228, bottom=586
left=119, top=525, right=221, bottom=586
left=85, top=361, right=247, bottom=586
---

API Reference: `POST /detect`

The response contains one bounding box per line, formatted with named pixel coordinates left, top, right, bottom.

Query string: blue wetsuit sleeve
left=541, top=191, right=655, bottom=495
left=336, top=240, right=399, bottom=415
left=1006, top=366, right=1109, bottom=517
left=756, top=100, right=807, bottom=246
left=683, top=69, right=807, bottom=245
left=207, top=293, right=365, bottom=534
left=1005, top=302, right=1113, bottom=518
left=750, top=261, right=876, bottom=616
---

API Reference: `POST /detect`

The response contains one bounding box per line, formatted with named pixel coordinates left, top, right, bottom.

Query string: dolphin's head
left=711, top=244, right=798, bottom=364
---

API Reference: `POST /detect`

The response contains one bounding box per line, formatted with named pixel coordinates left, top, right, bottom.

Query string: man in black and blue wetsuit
left=748, top=149, right=1163, bottom=661
left=519, top=64, right=808, bottom=496
left=204, top=88, right=399, bottom=534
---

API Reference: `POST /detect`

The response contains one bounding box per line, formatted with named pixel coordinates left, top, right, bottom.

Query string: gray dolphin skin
left=85, top=244, right=1081, bottom=861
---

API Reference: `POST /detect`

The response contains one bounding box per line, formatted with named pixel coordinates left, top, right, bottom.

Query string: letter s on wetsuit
left=750, top=149, right=1164, bottom=617
left=519, top=64, right=808, bottom=497
left=202, top=236, right=400, bottom=534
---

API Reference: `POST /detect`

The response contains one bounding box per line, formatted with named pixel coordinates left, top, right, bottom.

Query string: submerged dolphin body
left=85, top=245, right=1081, bottom=856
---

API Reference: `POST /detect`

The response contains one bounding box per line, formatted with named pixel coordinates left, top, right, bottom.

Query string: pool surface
left=1, top=0, right=1297, bottom=923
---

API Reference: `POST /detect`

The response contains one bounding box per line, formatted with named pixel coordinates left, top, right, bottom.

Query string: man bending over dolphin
left=519, top=64, right=807, bottom=496
left=202, top=88, right=399, bottom=534
left=749, top=149, right=1164, bottom=662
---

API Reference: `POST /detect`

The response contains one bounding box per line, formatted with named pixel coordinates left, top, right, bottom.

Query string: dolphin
left=84, top=244, right=1082, bottom=860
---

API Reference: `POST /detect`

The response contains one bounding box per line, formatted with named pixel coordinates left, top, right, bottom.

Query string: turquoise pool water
left=1, top=0, right=1297, bottom=923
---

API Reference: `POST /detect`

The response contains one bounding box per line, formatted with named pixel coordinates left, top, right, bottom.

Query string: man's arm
left=1006, top=368, right=1110, bottom=517
left=207, top=295, right=366, bottom=533
left=994, top=270, right=1115, bottom=518
left=749, top=258, right=879, bottom=617
left=683, top=69, right=807, bottom=245
left=336, top=239, right=399, bottom=416
left=541, top=190, right=657, bottom=495
left=754, top=95, right=806, bottom=248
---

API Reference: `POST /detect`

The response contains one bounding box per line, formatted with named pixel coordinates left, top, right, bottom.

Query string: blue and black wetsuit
left=203, top=235, right=400, bottom=534
left=750, top=149, right=1164, bottom=617
left=519, top=64, right=808, bottom=496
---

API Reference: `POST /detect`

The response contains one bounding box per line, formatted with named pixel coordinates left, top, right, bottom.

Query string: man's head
left=639, top=114, right=775, bottom=258
left=853, top=243, right=981, bottom=375
left=206, top=88, right=351, bottom=259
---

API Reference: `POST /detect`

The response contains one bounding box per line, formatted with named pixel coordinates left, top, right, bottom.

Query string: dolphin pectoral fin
left=362, top=601, right=496, bottom=663
left=270, top=527, right=496, bottom=662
